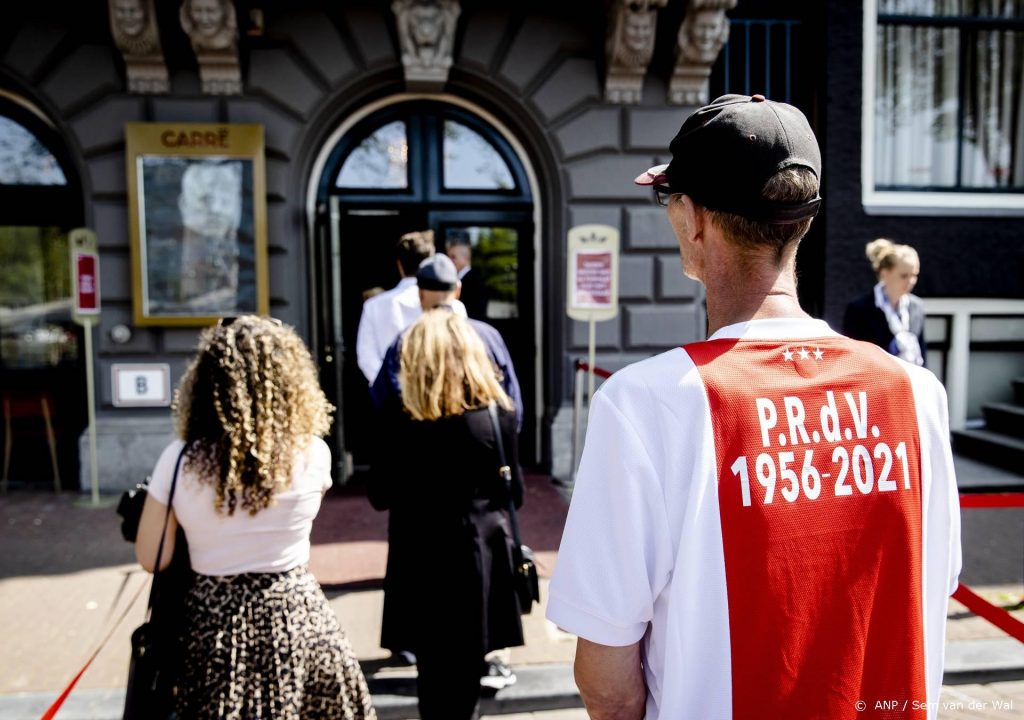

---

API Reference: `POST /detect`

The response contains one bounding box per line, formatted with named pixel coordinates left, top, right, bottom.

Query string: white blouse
left=147, top=437, right=332, bottom=576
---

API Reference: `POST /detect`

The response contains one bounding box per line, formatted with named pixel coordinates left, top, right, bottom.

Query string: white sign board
left=566, top=224, right=620, bottom=322
left=111, top=363, right=171, bottom=407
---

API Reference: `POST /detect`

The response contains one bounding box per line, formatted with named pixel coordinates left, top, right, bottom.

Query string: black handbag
left=487, top=403, right=541, bottom=615
left=122, top=445, right=190, bottom=720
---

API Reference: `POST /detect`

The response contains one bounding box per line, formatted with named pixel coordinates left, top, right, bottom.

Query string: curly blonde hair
left=173, top=315, right=333, bottom=516
left=399, top=310, right=512, bottom=421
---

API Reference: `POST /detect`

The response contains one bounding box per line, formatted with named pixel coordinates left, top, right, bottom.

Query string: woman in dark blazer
left=843, top=238, right=926, bottom=366
left=369, top=309, right=524, bottom=720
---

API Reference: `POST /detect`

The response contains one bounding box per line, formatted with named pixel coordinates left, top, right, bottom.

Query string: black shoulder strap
left=487, top=403, right=522, bottom=549
left=147, top=443, right=187, bottom=613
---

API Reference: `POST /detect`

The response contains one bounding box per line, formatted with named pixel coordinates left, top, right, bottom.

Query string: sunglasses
left=653, top=185, right=677, bottom=207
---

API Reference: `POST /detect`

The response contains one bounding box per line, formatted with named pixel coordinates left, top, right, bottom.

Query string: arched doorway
left=313, top=99, right=539, bottom=480
left=0, top=90, right=86, bottom=490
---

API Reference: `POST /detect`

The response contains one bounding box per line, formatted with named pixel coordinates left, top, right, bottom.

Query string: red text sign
left=74, top=252, right=100, bottom=315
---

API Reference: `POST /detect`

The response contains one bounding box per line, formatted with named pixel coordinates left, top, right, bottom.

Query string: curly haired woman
left=369, top=309, right=525, bottom=720
left=135, top=315, right=376, bottom=720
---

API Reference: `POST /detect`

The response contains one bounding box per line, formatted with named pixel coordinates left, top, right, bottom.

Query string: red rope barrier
left=575, top=360, right=613, bottom=379
left=959, top=493, right=1024, bottom=509
left=952, top=584, right=1024, bottom=644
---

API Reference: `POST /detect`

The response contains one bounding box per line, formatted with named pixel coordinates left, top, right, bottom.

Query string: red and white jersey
left=548, top=318, right=961, bottom=720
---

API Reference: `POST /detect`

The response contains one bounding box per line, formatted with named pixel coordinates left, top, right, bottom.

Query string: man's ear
left=680, top=195, right=704, bottom=246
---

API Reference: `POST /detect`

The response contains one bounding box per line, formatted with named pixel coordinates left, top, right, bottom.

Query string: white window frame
left=861, top=0, right=1024, bottom=216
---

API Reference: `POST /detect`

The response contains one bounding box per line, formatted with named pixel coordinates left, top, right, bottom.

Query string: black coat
left=368, top=405, right=525, bottom=654
left=459, top=267, right=488, bottom=320
left=842, top=290, right=926, bottom=364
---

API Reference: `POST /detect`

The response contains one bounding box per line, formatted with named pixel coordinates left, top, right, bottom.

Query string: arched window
left=0, top=89, right=84, bottom=489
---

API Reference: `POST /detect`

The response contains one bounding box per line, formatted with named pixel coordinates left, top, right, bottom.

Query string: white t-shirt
left=547, top=318, right=961, bottom=720
left=148, top=437, right=332, bottom=576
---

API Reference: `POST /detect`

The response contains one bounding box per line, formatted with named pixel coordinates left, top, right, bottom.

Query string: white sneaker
left=480, top=658, right=517, bottom=691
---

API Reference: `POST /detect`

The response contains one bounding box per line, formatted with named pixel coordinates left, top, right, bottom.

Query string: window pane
left=879, top=1, right=1024, bottom=16
left=874, top=24, right=960, bottom=188
left=961, top=30, right=1024, bottom=187
left=444, top=226, right=518, bottom=319
left=0, top=117, right=66, bottom=186
left=336, top=120, right=408, bottom=189
left=0, top=226, right=77, bottom=369
left=443, top=121, right=515, bottom=190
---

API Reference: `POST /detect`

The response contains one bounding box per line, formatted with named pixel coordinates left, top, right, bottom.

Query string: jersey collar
left=708, top=317, right=838, bottom=342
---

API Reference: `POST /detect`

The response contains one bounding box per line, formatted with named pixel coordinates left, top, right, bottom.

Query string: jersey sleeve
left=147, top=440, right=186, bottom=505
left=546, top=387, right=673, bottom=646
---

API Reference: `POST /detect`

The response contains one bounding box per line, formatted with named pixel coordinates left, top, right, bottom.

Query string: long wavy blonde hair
left=399, top=310, right=512, bottom=421
left=173, top=315, right=333, bottom=515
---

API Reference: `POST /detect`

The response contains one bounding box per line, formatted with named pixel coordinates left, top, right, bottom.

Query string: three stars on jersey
left=782, top=346, right=825, bottom=362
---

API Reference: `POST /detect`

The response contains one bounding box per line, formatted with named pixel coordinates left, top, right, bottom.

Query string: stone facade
left=2, top=2, right=714, bottom=489
left=3, top=1, right=1018, bottom=490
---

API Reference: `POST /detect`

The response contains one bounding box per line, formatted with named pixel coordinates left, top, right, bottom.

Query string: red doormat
left=309, top=474, right=568, bottom=589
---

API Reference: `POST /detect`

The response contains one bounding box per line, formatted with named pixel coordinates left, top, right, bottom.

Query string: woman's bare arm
left=134, top=493, right=178, bottom=572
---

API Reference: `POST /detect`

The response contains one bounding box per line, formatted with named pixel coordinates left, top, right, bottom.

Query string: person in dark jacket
left=368, top=309, right=525, bottom=720
left=843, top=237, right=926, bottom=366
left=447, top=238, right=488, bottom=319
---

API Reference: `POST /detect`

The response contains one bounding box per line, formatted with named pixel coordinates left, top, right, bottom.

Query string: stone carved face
left=114, top=0, right=147, bottom=38
left=187, top=0, right=226, bottom=38
left=690, top=9, right=726, bottom=57
left=623, top=10, right=655, bottom=53
left=410, top=3, right=444, bottom=47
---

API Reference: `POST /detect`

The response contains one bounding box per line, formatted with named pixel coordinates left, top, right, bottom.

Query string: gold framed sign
left=126, top=123, right=269, bottom=326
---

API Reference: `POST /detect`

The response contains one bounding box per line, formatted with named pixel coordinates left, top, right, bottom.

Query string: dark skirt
left=177, top=566, right=376, bottom=720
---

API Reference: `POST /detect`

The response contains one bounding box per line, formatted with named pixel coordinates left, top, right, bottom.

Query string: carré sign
left=70, top=228, right=100, bottom=320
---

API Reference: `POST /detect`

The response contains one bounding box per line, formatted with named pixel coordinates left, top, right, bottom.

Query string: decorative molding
left=179, top=0, right=242, bottom=95
left=392, top=0, right=460, bottom=92
left=108, top=0, right=169, bottom=94
left=669, top=0, right=736, bottom=106
left=605, top=0, right=668, bottom=104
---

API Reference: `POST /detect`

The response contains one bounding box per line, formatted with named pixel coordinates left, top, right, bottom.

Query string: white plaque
left=111, top=363, right=171, bottom=407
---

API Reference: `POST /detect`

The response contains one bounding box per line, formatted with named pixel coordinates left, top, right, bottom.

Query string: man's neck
left=702, top=245, right=808, bottom=336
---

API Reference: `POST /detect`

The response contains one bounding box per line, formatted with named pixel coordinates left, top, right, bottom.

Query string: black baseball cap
left=416, top=254, right=459, bottom=291
left=635, top=94, right=821, bottom=224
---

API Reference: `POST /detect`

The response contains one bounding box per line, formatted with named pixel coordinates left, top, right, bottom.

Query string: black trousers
left=415, top=643, right=483, bottom=720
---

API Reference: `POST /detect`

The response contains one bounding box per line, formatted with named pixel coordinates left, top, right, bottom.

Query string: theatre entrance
left=313, top=100, right=537, bottom=482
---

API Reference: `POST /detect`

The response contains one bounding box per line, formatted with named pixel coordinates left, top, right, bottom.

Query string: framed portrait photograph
left=126, top=123, right=268, bottom=326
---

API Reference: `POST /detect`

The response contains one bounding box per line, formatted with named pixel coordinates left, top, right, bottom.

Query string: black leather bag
left=122, top=446, right=189, bottom=720
left=487, top=404, right=541, bottom=614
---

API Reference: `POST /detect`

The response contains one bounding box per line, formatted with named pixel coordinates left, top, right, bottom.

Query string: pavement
left=0, top=455, right=1022, bottom=720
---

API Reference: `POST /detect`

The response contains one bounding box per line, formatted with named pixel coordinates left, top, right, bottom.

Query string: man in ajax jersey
left=546, top=94, right=961, bottom=720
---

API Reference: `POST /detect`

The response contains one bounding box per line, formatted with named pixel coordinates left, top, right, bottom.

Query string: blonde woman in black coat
left=369, top=309, right=525, bottom=720
left=843, top=238, right=926, bottom=366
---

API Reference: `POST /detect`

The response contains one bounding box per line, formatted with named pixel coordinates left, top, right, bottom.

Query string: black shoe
left=480, top=658, right=517, bottom=692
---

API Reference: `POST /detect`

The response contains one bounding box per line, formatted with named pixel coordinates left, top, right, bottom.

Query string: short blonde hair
left=865, top=238, right=919, bottom=275
left=704, top=166, right=819, bottom=264
left=399, top=310, right=512, bottom=421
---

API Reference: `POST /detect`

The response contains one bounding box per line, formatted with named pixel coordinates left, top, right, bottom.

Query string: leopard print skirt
left=177, top=566, right=376, bottom=720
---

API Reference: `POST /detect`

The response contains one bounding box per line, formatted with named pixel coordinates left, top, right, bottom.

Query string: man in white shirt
left=356, top=230, right=465, bottom=383
left=547, top=95, right=961, bottom=720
